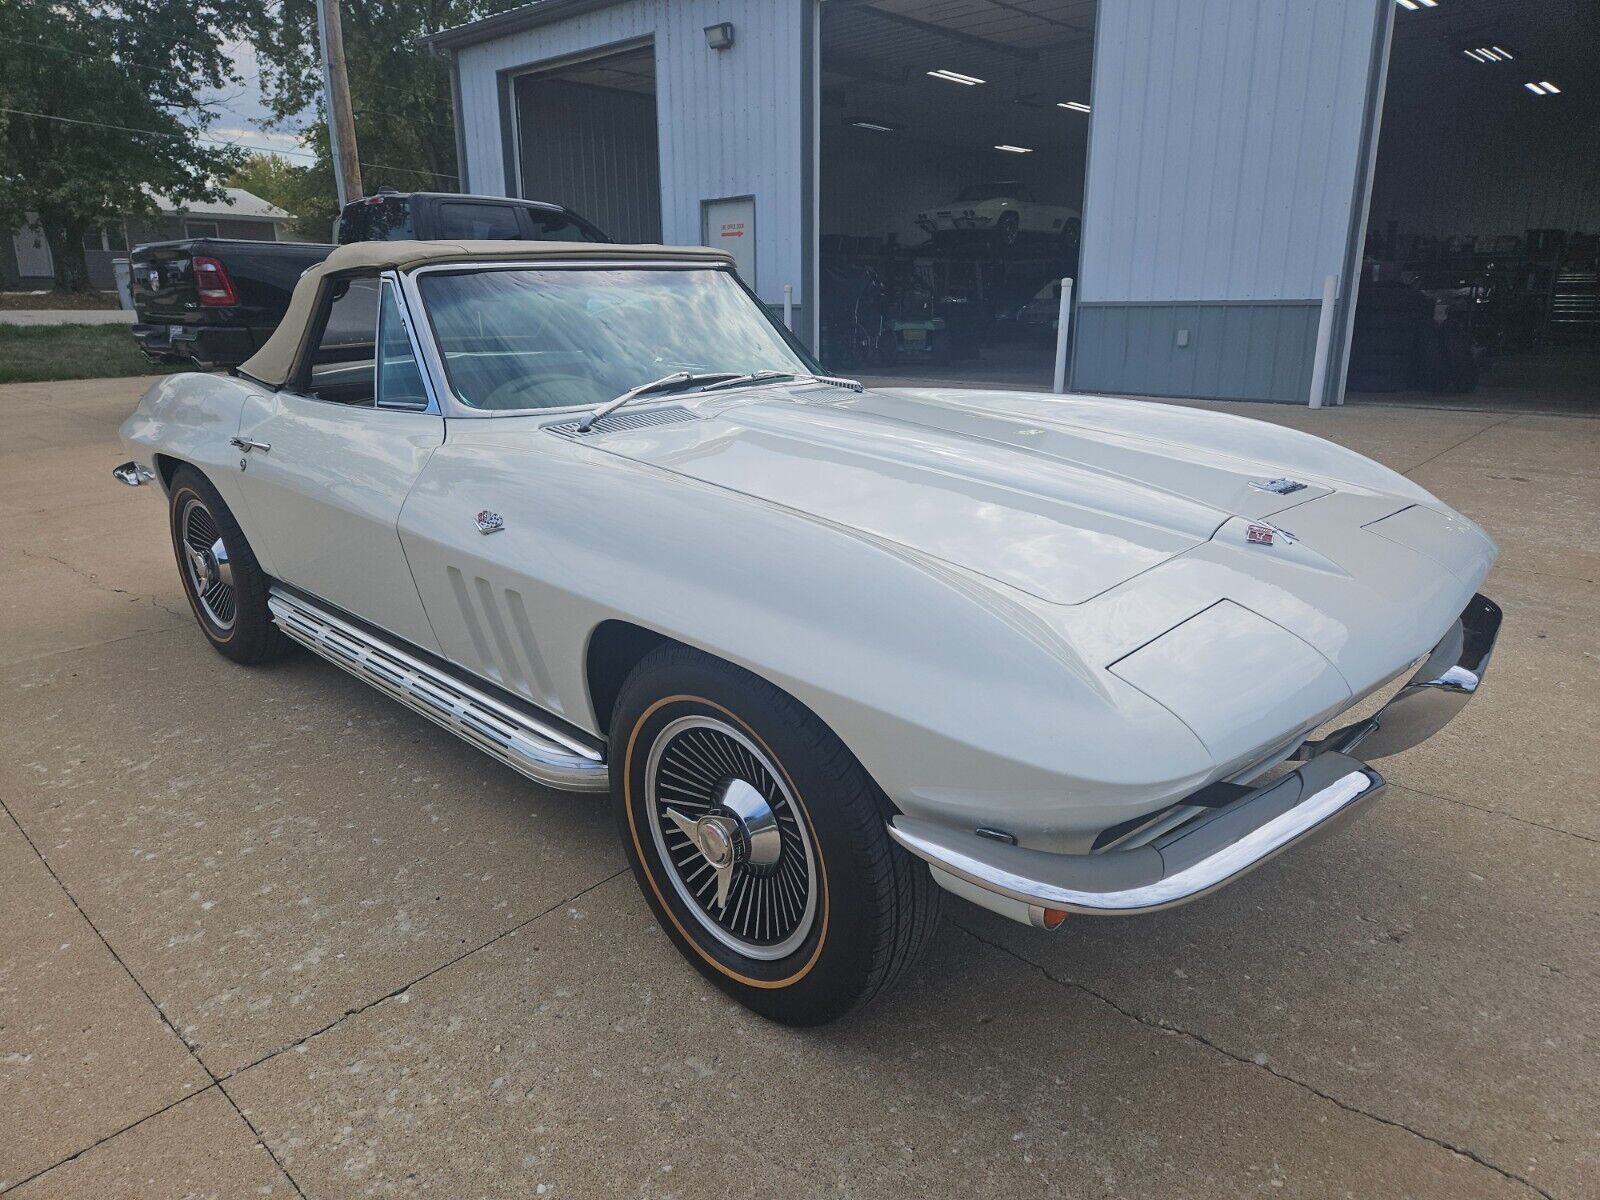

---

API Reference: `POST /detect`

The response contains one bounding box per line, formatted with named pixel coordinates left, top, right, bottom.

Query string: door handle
left=230, top=437, right=271, bottom=453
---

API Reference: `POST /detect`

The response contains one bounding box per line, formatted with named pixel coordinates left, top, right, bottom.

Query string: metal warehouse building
left=429, top=0, right=1599, bottom=411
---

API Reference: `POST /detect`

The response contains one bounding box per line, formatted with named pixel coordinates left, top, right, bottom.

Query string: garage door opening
left=818, top=1, right=1096, bottom=388
left=513, top=42, right=662, bottom=244
left=1351, top=0, right=1600, bottom=413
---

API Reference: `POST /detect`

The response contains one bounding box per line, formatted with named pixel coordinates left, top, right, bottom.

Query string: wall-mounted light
left=704, top=22, right=734, bottom=51
left=1057, top=100, right=1091, bottom=113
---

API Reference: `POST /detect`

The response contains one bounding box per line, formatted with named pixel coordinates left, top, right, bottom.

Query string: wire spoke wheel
left=179, top=497, right=236, bottom=631
left=644, top=715, right=818, bottom=960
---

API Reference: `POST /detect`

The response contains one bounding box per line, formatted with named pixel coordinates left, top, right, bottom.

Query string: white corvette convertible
left=915, top=181, right=1080, bottom=246
left=116, top=240, right=1500, bottom=1025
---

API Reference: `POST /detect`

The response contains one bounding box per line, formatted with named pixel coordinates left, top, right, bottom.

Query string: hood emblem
left=1250, top=477, right=1308, bottom=495
left=1246, top=522, right=1298, bottom=547
left=475, top=510, right=505, bottom=535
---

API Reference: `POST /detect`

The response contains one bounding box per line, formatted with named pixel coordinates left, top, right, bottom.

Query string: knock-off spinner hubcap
left=179, top=499, right=236, bottom=630
left=645, top=716, right=818, bottom=960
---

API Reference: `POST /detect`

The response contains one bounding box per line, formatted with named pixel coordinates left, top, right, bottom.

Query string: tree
left=241, top=1, right=520, bottom=198
left=0, top=0, right=246, bottom=292
left=227, top=150, right=338, bottom=240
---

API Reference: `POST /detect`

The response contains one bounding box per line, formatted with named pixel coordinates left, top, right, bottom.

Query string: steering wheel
left=477, top=374, right=607, bottom=411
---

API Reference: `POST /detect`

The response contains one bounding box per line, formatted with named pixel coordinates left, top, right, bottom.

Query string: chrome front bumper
left=889, top=593, right=1501, bottom=921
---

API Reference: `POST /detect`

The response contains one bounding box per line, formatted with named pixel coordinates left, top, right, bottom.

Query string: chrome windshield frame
left=395, top=260, right=819, bottom=421
left=377, top=272, right=443, bottom=416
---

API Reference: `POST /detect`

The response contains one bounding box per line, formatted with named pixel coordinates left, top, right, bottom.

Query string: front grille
left=546, top=405, right=698, bottom=439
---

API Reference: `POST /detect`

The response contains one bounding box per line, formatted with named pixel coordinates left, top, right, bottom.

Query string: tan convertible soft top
left=239, top=240, right=737, bottom=388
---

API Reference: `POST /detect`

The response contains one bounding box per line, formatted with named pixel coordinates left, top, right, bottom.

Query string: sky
left=191, top=38, right=314, bottom=162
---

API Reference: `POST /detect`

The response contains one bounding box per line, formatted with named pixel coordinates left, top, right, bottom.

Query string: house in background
left=4, top=188, right=299, bottom=291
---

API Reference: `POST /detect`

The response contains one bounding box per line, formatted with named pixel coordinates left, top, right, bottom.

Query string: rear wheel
left=167, top=466, right=286, bottom=664
left=611, top=645, right=941, bottom=1025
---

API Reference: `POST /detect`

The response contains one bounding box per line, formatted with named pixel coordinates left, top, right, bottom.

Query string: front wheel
left=167, top=465, right=287, bottom=665
left=611, top=645, right=941, bottom=1025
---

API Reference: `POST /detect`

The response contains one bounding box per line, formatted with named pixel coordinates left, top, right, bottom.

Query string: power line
left=0, top=31, right=444, bottom=100
left=0, top=107, right=457, bottom=181
left=0, top=33, right=263, bottom=86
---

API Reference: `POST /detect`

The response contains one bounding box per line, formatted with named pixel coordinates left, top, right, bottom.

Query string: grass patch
left=0, top=323, right=185, bottom=384
left=0, top=290, right=121, bottom=311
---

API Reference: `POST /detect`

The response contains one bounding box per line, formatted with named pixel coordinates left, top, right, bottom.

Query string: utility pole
left=315, top=0, right=362, bottom=207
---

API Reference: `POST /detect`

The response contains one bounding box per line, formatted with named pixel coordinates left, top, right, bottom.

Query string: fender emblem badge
left=475, top=510, right=505, bottom=535
left=1246, top=523, right=1276, bottom=546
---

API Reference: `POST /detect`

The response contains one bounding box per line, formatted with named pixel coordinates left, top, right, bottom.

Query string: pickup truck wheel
left=612, top=645, right=941, bottom=1025
left=167, top=466, right=287, bottom=665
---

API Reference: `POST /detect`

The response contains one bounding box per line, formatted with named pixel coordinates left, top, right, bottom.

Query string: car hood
left=575, top=385, right=1436, bottom=606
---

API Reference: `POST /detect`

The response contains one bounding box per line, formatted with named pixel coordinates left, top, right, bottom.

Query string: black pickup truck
left=131, top=192, right=610, bottom=368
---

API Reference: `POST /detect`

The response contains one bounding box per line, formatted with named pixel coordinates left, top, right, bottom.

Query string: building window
left=184, top=220, right=220, bottom=239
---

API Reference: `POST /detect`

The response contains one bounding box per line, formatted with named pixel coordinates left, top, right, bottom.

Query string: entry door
left=233, top=275, right=444, bottom=652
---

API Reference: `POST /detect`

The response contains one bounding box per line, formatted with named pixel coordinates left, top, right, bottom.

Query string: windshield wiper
left=574, top=371, right=742, bottom=432
left=696, top=370, right=865, bottom=394
left=575, top=368, right=866, bottom=433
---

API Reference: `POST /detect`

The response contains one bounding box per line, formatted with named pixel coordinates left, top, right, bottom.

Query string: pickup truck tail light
left=193, top=256, right=238, bottom=306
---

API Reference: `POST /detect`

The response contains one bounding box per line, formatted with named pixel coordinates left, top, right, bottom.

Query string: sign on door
left=701, top=196, right=756, bottom=290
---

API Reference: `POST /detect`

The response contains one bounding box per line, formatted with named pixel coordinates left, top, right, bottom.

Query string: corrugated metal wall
left=515, top=77, right=663, bottom=243
left=455, top=0, right=809, bottom=307
left=1073, top=0, right=1388, bottom=402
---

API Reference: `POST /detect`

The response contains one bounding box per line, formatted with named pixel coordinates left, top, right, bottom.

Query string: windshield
left=418, top=267, right=816, bottom=411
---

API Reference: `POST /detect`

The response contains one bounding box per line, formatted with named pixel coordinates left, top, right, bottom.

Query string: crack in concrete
left=0, top=799, right=307, bottom=1198
left=951, top=919, right=1558, bottom=1200
left=0, top=1083, right=221, bottom=1195
left=0, top=789, right=625, bottom=1196
left=1493, top=564, right=1598, bottom=585
left=218, top=867, right=629, bottom=1085
left=2, top=622, right=189, bottom=669
left=1394, top=781, right=1598, bottom=845
left=10, top=543, right=188, bottom=621
left=1398, top=414, right=1517, bottom=479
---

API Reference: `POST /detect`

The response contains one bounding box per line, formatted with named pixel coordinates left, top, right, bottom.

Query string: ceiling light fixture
left=850, top=120, right=900, bottom=133
left=1057, top=100, right=1091, bottom=113
left=995, top=143, right=1033, bottom=154
left=1540, top=80, right=1561, bottom=93
left=1463, top=48, right=1486, bottom=61
left=927, top=68, right=985, bottom=86
left=1492, top=46, right=1514, bottom=58
left=1525, top=81, right=1550, bottom=94
left=1395, top=0, right=1418, bottom=9
left=1416, top=0, right=1438, bottom=7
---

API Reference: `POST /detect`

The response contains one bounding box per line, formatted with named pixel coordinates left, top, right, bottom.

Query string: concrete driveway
left=1, top=378, right=1594, bottom=1199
